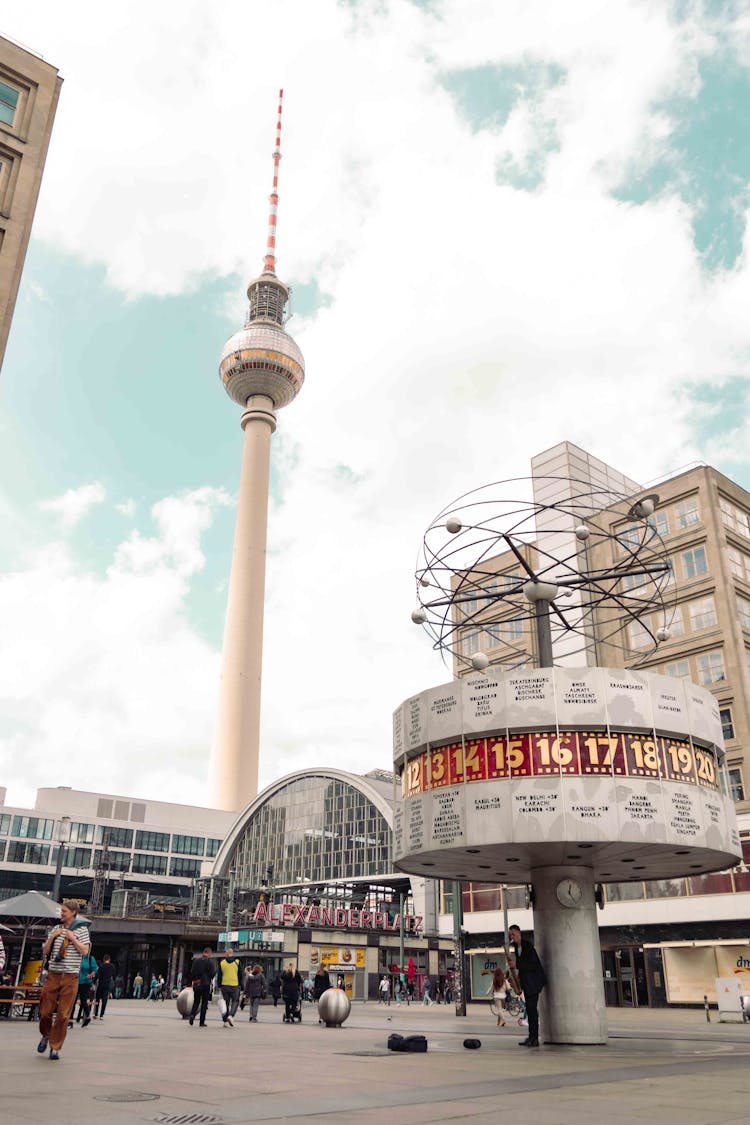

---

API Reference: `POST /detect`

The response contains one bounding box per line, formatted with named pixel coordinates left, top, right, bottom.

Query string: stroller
left=282, top=993, right=302, bottom=1023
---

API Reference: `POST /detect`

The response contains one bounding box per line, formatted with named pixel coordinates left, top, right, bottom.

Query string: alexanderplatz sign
left=251, top=900, right=424, bottom=933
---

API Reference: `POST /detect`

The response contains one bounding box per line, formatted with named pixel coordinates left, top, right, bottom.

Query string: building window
left=58, top=846, right=92, bottom=867
left=10, top=816, right=54, bottom=840
left=504, top=617, right=523, bottom=641
left=689, top=596, right=717, bottom=631
left=682, top=547, right=708, bottom=580
left=628, top=619, right=651, bottom=649
left=205, top=839, right=221, bottom=858
left=621, top=571, right=648, bottom=592
left=0, top=80, right=19, bottom=127
left=728, top=547, right=750, bottom=583
left=171, top=834, right=205, bottom=857
left=131, top=853, right=168, bottom=875
left=7, top=842, right=50, bottom=864
left=462, top=630, right=482, bottom=656
left=729, top=768, right=745, bottom=802
left=737, top=596, right=750, bottom=630
left=675, top=498, right=700, bottom=529
left=665, top=659, right=690, bottom=678
left=94, top=849, right=131, bottom=872
left=720, top=497, right=750, bottom=538
left=98, top=825, right=133, bottom=849
left=720, top=708, right=735, bottom=741
left=605, top=881, right=645, bottom=902
left=0, top=813, right=10, bottom=835
left=134, top=830, right=169, bottom=852
left=169, top=857, right=202, bottom=877
left=666, top=606, right=684, bottom=637
left=68, top=822, right=95, bottom=845
left=459, top=592, right=480, bottom=618
left=617, top=511, right=669, bottom=553
left=481, top=624, right=501, bottom=648
left=696, top=650, right=725, bottom=685
left=617, top=524, right=644, bottom=552
left=645, top=878, right=687, bottom=899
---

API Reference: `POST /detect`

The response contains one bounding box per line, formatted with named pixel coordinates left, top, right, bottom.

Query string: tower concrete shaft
left=213, top=396, right=276, bottom=810
left=212, top=89, right=303, bottom=811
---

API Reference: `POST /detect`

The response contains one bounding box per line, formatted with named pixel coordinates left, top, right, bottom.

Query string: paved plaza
left=2, top=999, right=749, bottom=1124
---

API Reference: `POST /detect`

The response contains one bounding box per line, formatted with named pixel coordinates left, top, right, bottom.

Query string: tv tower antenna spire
left=213, top=90, right=305, bottom=812
left=263, top=88, right=283, bottom=276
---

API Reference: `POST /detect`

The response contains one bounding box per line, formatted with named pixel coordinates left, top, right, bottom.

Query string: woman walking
left=244, top=964, right=267, bottom=1022
left=280, top=963, right=302, bottom=1023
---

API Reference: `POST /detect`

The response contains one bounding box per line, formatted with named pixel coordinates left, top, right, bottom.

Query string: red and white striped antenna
left=263, top=89, right=284, bottom=275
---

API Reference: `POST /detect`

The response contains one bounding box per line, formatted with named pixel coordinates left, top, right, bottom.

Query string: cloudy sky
left=2, top=0, right=750, bottom=809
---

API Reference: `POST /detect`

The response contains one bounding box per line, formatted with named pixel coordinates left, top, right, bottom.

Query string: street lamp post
left=51, top=815, right=71, bottom=902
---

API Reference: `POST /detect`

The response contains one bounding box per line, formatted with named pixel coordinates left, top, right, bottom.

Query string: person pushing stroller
left=280, top=962, right=303, bottom=1023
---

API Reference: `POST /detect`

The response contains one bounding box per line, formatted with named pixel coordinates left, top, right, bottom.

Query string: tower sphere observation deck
left=219, top=271, right=305, bottom=410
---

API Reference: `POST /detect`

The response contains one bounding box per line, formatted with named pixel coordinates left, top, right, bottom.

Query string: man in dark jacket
left=93, top=953, right=116, bottom=1020
left=189, top=947, right=215, bottom=1027
left=509, top=925, right=546, bottom=1048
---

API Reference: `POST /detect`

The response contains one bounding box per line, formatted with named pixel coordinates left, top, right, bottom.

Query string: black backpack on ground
left=387, top=1033, right=427, bottom=1053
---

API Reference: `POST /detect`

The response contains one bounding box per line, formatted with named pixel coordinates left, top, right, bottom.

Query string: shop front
left=649, top=941, right=750, bottom=1005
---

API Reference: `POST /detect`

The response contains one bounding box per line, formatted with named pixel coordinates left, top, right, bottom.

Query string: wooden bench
left=0, top=984, right=42, bottom=1020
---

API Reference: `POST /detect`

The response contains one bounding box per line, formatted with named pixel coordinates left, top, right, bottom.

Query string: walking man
left=93, top=953, right=115, bottom=1019
left=189, top=947, right=215, bottom=1027
left=37, top=900, right=91, bottom=1061
left=132, top=971, right=143, bottom=999
left=508, top=924, right=546, bottom=1048
left=215, top=946, right=242, bottom=1028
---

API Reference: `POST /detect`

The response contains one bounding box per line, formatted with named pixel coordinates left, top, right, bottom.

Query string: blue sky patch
left=613, top=51, right=750, bottom=271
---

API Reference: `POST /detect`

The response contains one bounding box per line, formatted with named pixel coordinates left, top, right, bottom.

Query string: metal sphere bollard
left=318, top=987, right=351, bottom=1027
left=176, top=986, right=194, bottom=1019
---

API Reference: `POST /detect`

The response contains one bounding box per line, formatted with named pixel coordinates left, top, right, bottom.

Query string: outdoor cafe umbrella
left=0, top=890, right=91, bottom=984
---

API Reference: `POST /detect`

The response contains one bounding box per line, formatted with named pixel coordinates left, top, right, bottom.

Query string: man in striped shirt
left=37, top=900, right=91, bottom=1060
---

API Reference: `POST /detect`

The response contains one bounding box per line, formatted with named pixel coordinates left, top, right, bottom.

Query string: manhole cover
left=95, top=1093, right=160, bottom=1103
left=154, top=1116, right=223, bottom=1124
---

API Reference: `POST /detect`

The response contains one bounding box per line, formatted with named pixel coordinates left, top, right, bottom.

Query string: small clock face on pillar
left=555, top=878, right=583, bottom=907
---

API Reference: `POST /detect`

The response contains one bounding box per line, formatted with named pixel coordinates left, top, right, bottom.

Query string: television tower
left=212, top=90, right=305, bottom=811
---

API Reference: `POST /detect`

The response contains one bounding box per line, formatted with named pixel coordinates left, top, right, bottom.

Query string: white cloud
left=0, top=489, right=231, bottom=804
left=38, top=482, right=106, bottom=530
left=115, top=499, right=136, bottom=518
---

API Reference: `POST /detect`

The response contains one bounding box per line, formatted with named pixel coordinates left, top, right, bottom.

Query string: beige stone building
left=0, top=34, right=61, bottom=370
left=449, top=444, right=750, bottom=815
left=593, top=463, right=750, bottom=815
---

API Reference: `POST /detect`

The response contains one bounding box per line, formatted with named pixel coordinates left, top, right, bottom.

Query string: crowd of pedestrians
left=17, top=898, right=547, bottom=1060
